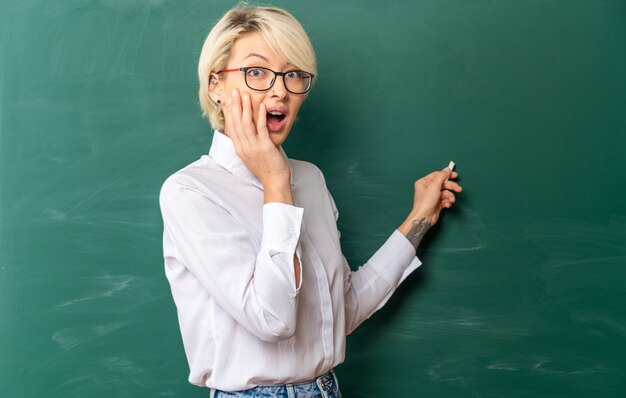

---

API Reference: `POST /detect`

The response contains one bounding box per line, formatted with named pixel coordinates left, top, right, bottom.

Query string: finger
left=418, top=167, right=453, bottom=189
left=225, top=99, right=243, bottom=153
left=421, top=170, right=442, bottom=182
left=441, top=191, right=455, bottom=208
left=225, top=96, right=239, bottom=141
left=229, top=89, right=249, bottom=145
left=432, top=168, right=452, bottom=186
left=441, top=197, right=453, bottom=208
left=442, top=190, right=456, bottom=204
left=256, top=103, right=271, bottom=141
left=446, top=171, right=459, bottom=180
left=443, top=180, right=463, bottom=193
left=241, top=92, right=259, bottom=144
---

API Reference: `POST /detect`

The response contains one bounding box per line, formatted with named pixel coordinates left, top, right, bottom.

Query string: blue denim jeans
left=210, top=370, right=342, bottom=398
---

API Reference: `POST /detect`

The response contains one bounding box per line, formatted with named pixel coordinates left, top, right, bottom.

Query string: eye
left=246, top=68, right=266, bottom=79
left=286, top=71, right=304, bottom=80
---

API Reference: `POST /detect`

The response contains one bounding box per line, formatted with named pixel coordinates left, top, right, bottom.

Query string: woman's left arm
left=338, top=167, right=462, bottom=334
left=397, top=168, right=462, bottom=249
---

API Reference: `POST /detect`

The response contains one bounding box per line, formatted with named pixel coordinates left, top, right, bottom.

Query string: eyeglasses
left=219, top=66, right=314, bottom=94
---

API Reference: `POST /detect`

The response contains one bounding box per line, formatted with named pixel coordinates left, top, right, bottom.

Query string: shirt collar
left=208, top=130, right=294, bottom=190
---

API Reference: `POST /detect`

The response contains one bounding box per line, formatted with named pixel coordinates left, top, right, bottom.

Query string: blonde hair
left=198, top=4, right=317, bottom=130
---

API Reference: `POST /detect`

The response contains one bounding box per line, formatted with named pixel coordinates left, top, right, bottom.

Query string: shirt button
left=289, top=227, right=296, bottom=234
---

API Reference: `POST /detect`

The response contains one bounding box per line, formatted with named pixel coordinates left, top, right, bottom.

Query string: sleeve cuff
left=259, top=202, right=304, bottom=254
left=368, top=229, right=422, bottom=286
left=295, top=239, right=304, bottom=289
left=369, top=230, right=422, bottom=313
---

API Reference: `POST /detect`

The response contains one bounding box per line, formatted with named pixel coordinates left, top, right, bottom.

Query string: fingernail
left=232, top=89, right=237, bottom=97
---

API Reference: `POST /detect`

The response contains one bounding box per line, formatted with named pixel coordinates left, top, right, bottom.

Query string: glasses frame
left=219, top=66, right=315, bottom=94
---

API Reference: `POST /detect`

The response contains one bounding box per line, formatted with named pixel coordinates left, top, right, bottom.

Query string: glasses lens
left=284, top=71, right=312, bottom=94
left=244, top=67, right=275, bottom=91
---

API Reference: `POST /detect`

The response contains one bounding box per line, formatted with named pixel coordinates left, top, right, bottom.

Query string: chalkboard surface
left=2, top=1, right=625, bottom=397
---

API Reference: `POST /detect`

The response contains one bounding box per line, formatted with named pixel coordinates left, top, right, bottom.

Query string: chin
left=270, top=133, right=286, bottom=147
left=270, top=126, right=291, bottom=146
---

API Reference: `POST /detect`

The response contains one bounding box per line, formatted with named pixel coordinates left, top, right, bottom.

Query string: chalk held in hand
left=445, top=161, right=455, bottom=182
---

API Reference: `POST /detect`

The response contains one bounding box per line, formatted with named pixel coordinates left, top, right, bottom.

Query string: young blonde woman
left=159, top=5, right=462, bottom=397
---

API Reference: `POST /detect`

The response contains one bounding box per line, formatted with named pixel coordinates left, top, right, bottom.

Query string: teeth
left=269, top=111, right=284, bottom=116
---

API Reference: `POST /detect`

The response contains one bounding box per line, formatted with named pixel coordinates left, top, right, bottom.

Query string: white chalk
left=446, top=161, right=455, bottom=182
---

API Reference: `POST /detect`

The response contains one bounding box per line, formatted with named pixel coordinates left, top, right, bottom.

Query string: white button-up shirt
left=159, top=131, right=421, bottom=391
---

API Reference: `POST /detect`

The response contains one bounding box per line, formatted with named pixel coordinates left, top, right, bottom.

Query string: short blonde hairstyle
left=198, top=4, right=317, bottom=130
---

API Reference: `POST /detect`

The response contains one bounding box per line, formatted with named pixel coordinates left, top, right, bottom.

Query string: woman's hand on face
left=224, top=89, right=291, bottom=186
left=410, top=168, right=463, bottom=226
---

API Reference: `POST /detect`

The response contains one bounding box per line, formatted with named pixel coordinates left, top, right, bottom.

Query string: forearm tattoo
left=406, top=218, right=431, bottom=250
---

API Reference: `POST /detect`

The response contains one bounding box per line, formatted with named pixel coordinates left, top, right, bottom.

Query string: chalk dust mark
left=430, top=243, right=484, bottom=253
left=547, top=255, right=626, bottom=269
left=486, top=354, right=609, bottom=376
left=55, top=274, right=136, bottom=308
left=52, top=321, right=127, bottom=350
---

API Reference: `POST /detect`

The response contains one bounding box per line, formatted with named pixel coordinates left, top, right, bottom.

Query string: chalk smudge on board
left=52, top=321, right=128, bottom=350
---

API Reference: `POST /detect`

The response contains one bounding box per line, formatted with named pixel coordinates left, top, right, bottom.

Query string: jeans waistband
left=211, top=369, right=341, bottom=398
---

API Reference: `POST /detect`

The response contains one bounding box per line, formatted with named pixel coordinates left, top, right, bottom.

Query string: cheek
left=289, top=101, right=304, bottom=122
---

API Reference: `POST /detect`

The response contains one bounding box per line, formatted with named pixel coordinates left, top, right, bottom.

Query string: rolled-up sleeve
left=343, top=230, right=422, bottom=334
left=323, top=182, right=421, bottom=335
left=159, top=178, right=303, bottom=342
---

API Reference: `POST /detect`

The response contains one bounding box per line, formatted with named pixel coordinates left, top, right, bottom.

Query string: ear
left=208, top=73, right=222, bottom=105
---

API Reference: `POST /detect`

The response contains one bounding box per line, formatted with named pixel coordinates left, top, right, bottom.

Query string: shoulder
left=288, top=158, right=339, bottom=221
left=288, top=158, right=328, bottom=187
left=159, top=155, right=229, bottom=209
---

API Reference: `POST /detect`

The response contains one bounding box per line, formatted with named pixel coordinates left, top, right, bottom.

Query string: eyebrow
left=242, top=53, right=292, bottom=67
left=243, top=53, right=270, bottom=62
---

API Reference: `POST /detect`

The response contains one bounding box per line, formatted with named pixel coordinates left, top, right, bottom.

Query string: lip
left=265, top=105, right=288, bottom=116
left=264, top=104, right=289, bottom=133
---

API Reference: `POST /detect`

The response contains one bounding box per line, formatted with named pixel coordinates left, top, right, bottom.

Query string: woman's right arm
left=159, top=178, right=303, bottom=342
left=226, top=90, right=302, bottom=287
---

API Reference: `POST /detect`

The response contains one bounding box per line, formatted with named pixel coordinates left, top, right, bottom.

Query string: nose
left=268, top=75, right=288, bottom=99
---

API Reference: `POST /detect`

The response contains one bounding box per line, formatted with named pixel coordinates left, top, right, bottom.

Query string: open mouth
left=266, top=111, right=287, bottom=132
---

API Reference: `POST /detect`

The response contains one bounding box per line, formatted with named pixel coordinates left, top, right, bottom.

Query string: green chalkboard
left=2, top=0, right=625, bottom=397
